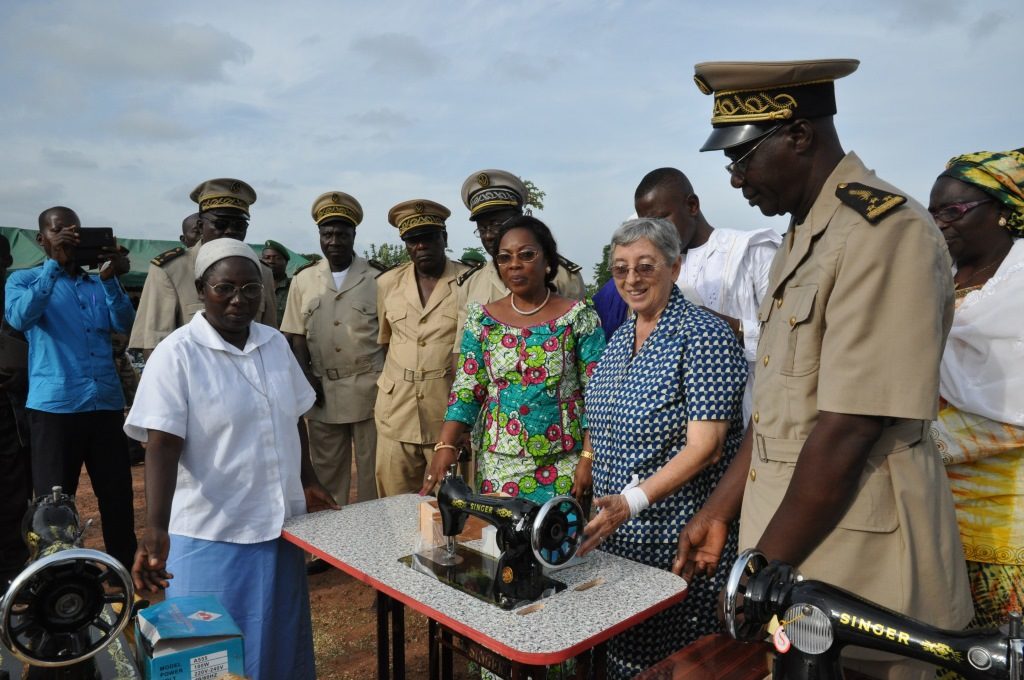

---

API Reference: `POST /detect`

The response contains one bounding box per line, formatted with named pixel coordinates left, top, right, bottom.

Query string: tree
left=522, top=178, right=545, bottom=214
left=582, top=245, right=613, bottom=298
left=459, top=246, right=486, bottom=263
left=592, top=244, right=612, bottom=288
left=364, top=243, right=409, bottom=268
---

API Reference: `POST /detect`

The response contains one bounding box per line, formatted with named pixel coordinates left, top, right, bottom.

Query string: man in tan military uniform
left=129, top=180, right=277, bottom=355
left=453, top=169, right=586, bottom=354
left=280, top=191, right=384, bottom=510
left=375, top=200, right=469, bottom=496
left=674, top=60, right=972, bottom=680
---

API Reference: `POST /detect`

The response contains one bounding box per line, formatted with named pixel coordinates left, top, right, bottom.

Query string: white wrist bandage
left=622, top=486, right=649, bottom=519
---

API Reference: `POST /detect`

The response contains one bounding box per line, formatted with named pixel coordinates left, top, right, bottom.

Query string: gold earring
left=998, top=216, right=1008, bottom=227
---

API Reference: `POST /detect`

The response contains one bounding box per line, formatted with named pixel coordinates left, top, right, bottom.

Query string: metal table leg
left=376, top=591, right=390, bottom=679
left=391, top=597, right=406, bottom=679
left=428, top=619, right=439, bottom=680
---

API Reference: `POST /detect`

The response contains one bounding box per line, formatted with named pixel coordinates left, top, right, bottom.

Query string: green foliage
left=459, top=246, right=486, bottom=264
left=522, top=178, right=545, bottom=213
left=592, top=243, right=612, bottom=289
left=364, top=242, right=410, bottom=267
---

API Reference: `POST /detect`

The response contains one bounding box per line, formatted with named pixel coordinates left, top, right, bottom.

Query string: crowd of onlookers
left=0, top=58, right=1021, bottom=680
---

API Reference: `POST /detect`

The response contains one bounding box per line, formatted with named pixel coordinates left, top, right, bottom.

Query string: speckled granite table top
left=283, top=494, right=687, bottom=663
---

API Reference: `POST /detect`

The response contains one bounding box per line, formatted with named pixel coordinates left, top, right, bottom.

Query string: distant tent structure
left=0, top=226, right=318, bottom=289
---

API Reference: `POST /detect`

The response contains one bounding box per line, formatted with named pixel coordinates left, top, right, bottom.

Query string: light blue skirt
left=166, top=534, right=315, bottom=680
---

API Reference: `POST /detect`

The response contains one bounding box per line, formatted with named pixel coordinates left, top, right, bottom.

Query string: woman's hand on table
left=419, top=446, right=458, bottom=496
left=132, top=527, right=173, bottom=593
left=577, top=494, right=630, bottom=556
left=304, top=482, right=340, bottom=513
left=672, top=510, right=730, bottom=581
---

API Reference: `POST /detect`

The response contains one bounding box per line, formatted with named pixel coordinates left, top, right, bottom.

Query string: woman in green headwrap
left=928, top=148, right=1024, bottom=631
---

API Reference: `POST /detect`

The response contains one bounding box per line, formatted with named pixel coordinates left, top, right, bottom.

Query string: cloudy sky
left=1, top=0, right=1020, bottom=277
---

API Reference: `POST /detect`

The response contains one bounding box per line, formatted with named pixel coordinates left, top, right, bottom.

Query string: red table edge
left=284, top=530, right=689, bottom=666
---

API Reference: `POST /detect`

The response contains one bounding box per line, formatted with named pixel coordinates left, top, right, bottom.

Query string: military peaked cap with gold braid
left=461, top=169, right=527, bottom=221
left=311, top=191, right=363, bottom=228
left=693, top=59, right=859, bottom=152
left=387, top=199, right=451, bottom=240
left=190, top=178, right=257, bottom=215
left=835, top=182, right=906, bottom=224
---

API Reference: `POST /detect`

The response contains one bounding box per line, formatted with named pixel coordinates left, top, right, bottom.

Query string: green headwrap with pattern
left=940, top=148, right=1024, bottom=237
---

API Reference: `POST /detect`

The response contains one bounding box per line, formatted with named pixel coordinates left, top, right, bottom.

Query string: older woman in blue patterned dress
left=577, top=218, right=747, bottom=679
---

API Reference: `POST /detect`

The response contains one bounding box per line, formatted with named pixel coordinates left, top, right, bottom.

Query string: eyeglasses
left=928, top=199, right=993, bottom=224
left=495, top=249, right=540, bottom=266
left=610, top=262, right=662, bottom=280
left=205, top=282, right=265, bottom=300
left=202, top=215, right=249, bottom=232
left=725, top=125, right=783, bottom=177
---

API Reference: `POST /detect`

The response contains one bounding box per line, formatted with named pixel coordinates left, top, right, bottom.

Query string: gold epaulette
left=150, top=247, right=186, bottom=267
left=835, top=182, right=907, bottom=224
left=557, top=254, right=582, bottom=274
left=368, top=258, right=393, bottom=278
left=292, top=259, right=319, bottom=276
left=456, top=260, right=485, bottom=286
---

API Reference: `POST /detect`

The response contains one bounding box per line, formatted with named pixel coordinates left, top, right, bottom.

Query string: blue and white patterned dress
left=586, top=286, right=747, bottom=679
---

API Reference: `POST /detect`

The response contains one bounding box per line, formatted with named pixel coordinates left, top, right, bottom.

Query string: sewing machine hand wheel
left=0, top=548, right=134, bottom=667
left=531, top=496, right=585, bottom=569
left=723, top=548, right=772, bottom=641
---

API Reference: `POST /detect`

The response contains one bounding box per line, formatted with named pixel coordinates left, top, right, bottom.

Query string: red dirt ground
left=73, top=463, right=472, bottom=679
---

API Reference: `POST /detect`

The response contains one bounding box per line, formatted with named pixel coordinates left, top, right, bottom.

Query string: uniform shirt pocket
left=303, top=297, right=322, bottom=341
left=834, top=457, right=898, bottom=533
left=779, top=285, right=820, bottom=377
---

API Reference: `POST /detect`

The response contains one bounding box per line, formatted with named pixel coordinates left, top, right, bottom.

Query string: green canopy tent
left=0, top=226, right=317, bottom=289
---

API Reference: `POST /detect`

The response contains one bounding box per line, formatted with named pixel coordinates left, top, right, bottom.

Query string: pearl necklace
left=510, top=290, right=551, bottom=316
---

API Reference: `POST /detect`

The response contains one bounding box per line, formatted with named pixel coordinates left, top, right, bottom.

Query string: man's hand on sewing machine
left=576, top=494, right=629, bottom=557
left=672, top=510, right=730, bottom=581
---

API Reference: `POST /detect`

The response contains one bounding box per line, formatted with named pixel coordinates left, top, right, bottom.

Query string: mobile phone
left=73, top=227, right=116, bottom=269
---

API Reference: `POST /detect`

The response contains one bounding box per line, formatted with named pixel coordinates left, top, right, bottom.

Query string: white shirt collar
left=188, top=311, right=275, bottom=355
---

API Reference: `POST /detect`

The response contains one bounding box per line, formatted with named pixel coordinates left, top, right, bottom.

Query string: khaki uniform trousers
left=306, top=418, right=378, bottom=505
left=375, top=436, right=435, bottom=497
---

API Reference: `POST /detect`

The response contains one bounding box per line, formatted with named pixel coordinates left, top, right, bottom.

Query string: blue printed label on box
left=136, top=596, right=244, bottom=680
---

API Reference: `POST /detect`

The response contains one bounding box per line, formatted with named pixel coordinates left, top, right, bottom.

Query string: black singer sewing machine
left=403, top=472, right=585, bottom=609
left=0, top=487, right=139, bottom=679
left=722, top=549, right=1023, bottom=680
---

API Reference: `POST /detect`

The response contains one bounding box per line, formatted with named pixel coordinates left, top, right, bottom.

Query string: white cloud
left=41, top=148, right=98, bottom=170
left=3, top=3, right=252, bottom=85
left=114, top=110, right=196, bottom=141
left=350, top=33, right=447, bottom=77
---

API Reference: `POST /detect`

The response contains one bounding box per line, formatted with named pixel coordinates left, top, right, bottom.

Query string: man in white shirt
left=635, top=168, right=781, bottom=420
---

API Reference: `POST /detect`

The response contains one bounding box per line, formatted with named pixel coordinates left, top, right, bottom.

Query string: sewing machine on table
left=722, top=549, right=1022, bottom=680
left=402, top=471, right=586, bottom=610
left=0, top=487, right=139, bottom=680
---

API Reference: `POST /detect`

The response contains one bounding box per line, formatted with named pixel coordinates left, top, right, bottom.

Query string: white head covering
left=194, top=239, right=261, bottom=279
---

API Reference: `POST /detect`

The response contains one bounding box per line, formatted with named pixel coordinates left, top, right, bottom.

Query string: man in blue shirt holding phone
left=5, top=206, right=138, bottom=569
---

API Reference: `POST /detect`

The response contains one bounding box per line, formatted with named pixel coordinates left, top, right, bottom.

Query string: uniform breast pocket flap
left=386, top=307, right=408, bottom=324
left=376, top=374, right=395, bottom=393
left=780, top=285, right=820, bottom=377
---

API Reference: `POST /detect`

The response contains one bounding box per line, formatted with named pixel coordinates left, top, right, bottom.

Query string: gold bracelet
left=433, top=442, right=457, bottom=453
left=579, top=449, right=594, bottom=461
